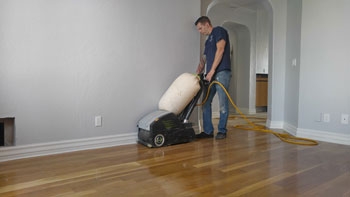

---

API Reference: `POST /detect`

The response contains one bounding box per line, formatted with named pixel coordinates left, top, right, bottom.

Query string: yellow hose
left=197, top=80, right=318, bottom=146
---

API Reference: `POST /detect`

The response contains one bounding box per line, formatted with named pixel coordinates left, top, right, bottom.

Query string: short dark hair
left=195, top=16, right=212, bottom=26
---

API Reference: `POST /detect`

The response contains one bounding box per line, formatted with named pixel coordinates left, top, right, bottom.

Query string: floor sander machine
left=137, top=73, right=208, bottom=148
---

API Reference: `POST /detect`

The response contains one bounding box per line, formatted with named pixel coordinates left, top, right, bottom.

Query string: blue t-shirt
left=204, top=26, right=231, bottom=74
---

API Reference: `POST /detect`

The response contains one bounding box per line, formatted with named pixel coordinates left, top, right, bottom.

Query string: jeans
left=203, top=70, right=231, bottom=134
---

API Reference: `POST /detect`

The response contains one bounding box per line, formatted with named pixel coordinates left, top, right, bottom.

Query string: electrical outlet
left=341, top=114, right=349, bottom=124
left=95, top=116, right=102, bottom=127
left=323, top=113, right=330, bottom=122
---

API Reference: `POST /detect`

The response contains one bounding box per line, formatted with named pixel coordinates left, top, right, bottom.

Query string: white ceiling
left=218, top=0, right=265, bottom=10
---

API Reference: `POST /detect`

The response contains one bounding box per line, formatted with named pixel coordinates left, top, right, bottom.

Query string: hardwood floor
left=1, top=123, right=350, bottom=196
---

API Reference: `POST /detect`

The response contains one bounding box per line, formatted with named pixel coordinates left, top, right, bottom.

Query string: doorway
left=206, top=0, right=272, bottom=116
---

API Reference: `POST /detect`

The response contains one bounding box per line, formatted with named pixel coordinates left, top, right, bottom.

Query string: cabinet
left=256, top=74, right=268, bottom=107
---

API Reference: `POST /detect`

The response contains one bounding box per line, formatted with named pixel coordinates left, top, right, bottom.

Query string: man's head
left=195, top=16, right=212, bottom=36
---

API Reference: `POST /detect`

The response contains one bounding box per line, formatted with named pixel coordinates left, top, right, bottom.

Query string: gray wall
left=1, top=0, right=349, bottom=149
left=207, top=0, right=350, bottom=143
left=284, top=0, right=302, bottom=130
left=268, top=0, right=287, bottom=127
left=256, top=6, right=270, bottom=74
left=0, top=0, right=200, bottom=145
left=298, top=0, right=350, bottom=134
left=267, top=0, right=350, bottom=137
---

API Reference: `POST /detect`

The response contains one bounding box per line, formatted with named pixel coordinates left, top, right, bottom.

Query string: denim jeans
left=203, top=70, right=231, bottom=134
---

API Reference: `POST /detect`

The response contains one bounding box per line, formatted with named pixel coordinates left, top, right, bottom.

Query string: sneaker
left=215, top=132, right=226, bottom=140
left=196, top=132, right=214, bottom=139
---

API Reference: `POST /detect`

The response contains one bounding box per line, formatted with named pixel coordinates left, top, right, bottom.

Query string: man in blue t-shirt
left=195, top=16, right=231, bottom=140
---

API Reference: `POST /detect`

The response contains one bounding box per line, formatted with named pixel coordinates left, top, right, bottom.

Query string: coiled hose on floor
left=197, top=80, right=318, bottom=146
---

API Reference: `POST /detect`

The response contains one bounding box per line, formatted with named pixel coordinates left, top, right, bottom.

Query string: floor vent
left=0, top=123, right=4, bottom=146
left=0, top=118, right=15, bottom=146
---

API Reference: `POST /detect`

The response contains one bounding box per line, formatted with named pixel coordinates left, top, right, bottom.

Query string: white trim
left=283, top=122, right=297, bottom=136
left=233, top=107, right=256, bottom=115
left=192, top=125, right=201, bottom=134
left=247, top=108, right=257, bottom=115
left=0, top=133, right=137, bottom=162
left=2, top=126, right=348, bottom=162
left=297, top=128, right=350, bottom=146
left=213, top=108, right=257, bottom=119
left=266, top=119, right=284, bottom=129
left=212, top=112, right=220, bottom=118
left=270, top=121, right=350, bottom=145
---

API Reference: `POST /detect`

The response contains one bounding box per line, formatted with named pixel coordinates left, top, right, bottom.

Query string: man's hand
left=196, top=63, right=204, bottom=74
left=205, top=70, right=215, bottom=82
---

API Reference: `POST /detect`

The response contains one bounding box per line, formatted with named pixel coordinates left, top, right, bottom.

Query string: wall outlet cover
left=95, top=116, right=102, bottom=127
left=341, top=114, right=349, bottom=124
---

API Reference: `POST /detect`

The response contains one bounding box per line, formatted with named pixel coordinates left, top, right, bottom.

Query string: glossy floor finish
left=1, top=124, right=350, bottom=196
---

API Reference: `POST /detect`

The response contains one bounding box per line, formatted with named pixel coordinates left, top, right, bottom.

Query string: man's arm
left=196, top=55, right=206, bottom=74
left=205, top=39, right=225, bottom=81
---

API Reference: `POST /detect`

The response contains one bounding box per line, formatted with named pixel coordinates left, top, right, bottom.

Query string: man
left=195, top=16, right=231, bottom=140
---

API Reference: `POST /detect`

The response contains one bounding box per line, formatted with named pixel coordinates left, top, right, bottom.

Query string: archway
left=205, top=0, right=272, bottom=116
left=222, top=22, right=251, bottom=114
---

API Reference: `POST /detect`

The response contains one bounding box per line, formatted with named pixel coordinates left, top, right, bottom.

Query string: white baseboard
left=2, top=126, right=348, bottom=162
left=267, top=121, right=350, bottom=145
left=192, top=125, right=201, bottom=134
left=233, top=107, right=256, bottom=115
left=283, top=122, right=297, bottom=136
left=266, top=120, right=284, bottom=129
left=0, top=133, right=138, bottom=162
left=213, top=107, right=256, bottom=119
left=212, top=112, right=220, bottom=118
left=297, top=128, right=350, bottom=145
